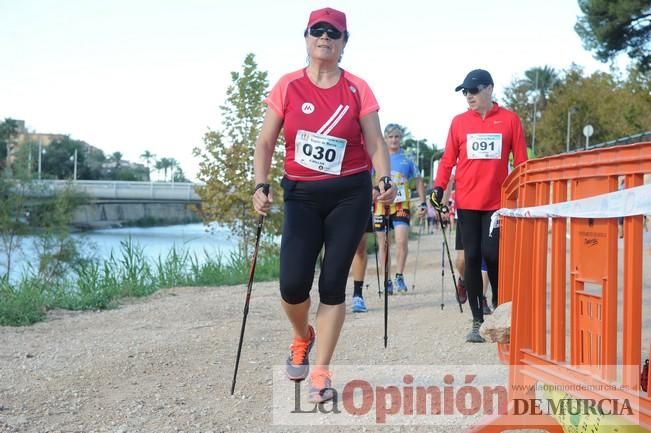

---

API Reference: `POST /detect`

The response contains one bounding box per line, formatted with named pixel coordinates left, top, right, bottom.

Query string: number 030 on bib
left=466, top=133, right=502, bottom=159
left=295, top=130, right=348, bottom=175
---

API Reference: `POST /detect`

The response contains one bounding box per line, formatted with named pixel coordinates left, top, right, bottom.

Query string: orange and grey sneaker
left=309, top=367, right=335, bottom=403
left=285, top=325, right=315, bottom=381
left=456, top=277, right=468, bottom=304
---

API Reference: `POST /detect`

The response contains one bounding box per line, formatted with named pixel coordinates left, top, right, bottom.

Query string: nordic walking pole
left=434, top=204, right=464, bottom=313
left=231, top=184, right=269, bottom=395
left=411, top=218, right=423, bottom=291
left=440, top=240, right=445, bottom=310
left=379, top=177, right=392, bottom=348
left=374, top=228, right=382, bottom=299
left=383, top=205, right=390, bottom=348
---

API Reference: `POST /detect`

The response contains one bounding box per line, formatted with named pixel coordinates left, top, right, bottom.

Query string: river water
left=1, top=223, right=239, bottom=281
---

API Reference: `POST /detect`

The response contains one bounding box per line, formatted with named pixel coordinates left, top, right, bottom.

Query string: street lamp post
left=531, top=70, right=539, bottom=154
left=566, top=107, right=576, bottom=153
left=430, top=153, right=439, bottom=187
left=38, top=141, right=44, bottom=180
left=28, top=142, right=32, bottom=176
left=415, top=139, right=420, bottom=176
left=69, top=148, right=78, bottom=181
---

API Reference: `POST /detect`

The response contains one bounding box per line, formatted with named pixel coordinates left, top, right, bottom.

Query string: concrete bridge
left=37, top=180, right=203, bottom=229
left=39, top=180, right=201, bottom=203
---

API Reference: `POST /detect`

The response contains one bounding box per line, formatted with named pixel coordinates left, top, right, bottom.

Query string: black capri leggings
left=456, top=209, right=500, bottom=321
left=279, top=171, right=372, bottom=305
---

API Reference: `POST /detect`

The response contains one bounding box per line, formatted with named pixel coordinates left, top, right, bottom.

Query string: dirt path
left=1, top=230, right=540, bottom=433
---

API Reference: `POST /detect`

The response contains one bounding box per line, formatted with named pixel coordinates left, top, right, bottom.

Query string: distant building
left=9, top=119, right=147, bottom=180
left=14, top=120, right=67, bottom=150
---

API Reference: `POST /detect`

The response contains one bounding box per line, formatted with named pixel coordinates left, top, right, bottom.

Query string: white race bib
left=466, top=133, right=502, bottom=159
left=295, top=130, right=347, bottom=175
left=393, top=184, right=407, bottom=203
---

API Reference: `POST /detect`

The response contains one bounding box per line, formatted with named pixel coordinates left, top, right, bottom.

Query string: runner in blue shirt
left=374, top=123, right=426, bottom=294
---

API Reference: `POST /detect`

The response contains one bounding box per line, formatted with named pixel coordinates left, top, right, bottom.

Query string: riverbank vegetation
left=0, top=239, right=280, bottom=326
left=0, top=151, right=279, bottom=326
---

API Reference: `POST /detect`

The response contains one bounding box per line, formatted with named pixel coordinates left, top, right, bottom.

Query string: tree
left=0, top=164, right=34, bottom=278
left=533, top=64, right=651, bottom=155
left=41, top=137, right=88, bottom=180
left=29, top=186, right=89, bottom=284
left=140, top=150, right=156, bottom=181
left=401, top=137, right=441, bottom=186
left=0, top=118, right=19, bottom=173
left=521, top=66, right=559, bottom=111
left=575, top=0, right=651, bottom=70
left=157, top=157, right=173, bottom=181
left=110, top=152, right=123, bottom=170
left=172, top=166, right=189, bottom=183
left=502, top=66, right=559, bottom=148
left=82, top=146, right=107, bottom=180
left=154, top=159, right=164, bottom=181
left=193, top=53, right=284, bottom=255
left=168, top=158, right=179, bottom=182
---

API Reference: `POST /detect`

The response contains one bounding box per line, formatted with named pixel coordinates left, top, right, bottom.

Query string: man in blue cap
left=431, top=69, right=528, bottom=342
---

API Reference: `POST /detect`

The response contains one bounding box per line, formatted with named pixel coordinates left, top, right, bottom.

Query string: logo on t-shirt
left=302, top=102, right=315, bottom=114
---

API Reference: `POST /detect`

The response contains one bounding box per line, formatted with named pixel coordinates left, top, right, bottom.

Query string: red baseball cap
left=306, top=7, right=347, bottom=32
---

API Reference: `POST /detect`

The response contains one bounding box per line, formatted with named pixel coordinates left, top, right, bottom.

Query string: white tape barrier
left=490, top=183, right=651, bottom=234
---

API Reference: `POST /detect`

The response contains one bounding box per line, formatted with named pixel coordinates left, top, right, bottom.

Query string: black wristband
left=379, top=176, right=392, bottom=186
left=254, top=183, right=270, bottom=194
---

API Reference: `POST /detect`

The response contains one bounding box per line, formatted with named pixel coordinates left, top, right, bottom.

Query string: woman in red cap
left=252, top=6, right=395, bottom=403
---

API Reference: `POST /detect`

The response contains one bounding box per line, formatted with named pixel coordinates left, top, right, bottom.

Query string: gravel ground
left=0, top=230, right=561, bottom=433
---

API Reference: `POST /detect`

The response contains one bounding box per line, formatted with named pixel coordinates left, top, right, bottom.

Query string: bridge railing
left=35, top=180, right=201, bottom=202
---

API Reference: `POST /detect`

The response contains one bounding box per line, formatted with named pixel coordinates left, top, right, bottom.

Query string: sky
left=0, top=0, right=629, bottom=181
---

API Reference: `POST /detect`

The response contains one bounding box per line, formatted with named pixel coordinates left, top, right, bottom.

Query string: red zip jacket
left=434, top=102, right=528, bottom=210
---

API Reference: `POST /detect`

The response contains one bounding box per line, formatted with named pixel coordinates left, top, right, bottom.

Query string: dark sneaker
left=466, top=320, right=486, bottom=343
left=286, top=325, right=315, bottom=381
left=456, top=277, right=468, bottom=304
left=395, top=275, right=408, bottom=294
left=309, top=367, right=335, bottom=403
left=482, top=297, right=492, bottom=315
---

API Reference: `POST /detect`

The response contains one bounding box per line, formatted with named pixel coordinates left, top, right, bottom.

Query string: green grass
left=0, top=239, right=280, bottom=326
left=0, top=275, right=48, bottom=326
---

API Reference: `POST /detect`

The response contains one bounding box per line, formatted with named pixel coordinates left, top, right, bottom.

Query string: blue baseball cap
left=455, top=69, right=494, bottom=92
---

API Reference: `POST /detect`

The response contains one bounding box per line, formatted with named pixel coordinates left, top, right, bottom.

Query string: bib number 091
left=471, top=141, right=495, bottom=152
left=302, top=143, right=336, bottom=162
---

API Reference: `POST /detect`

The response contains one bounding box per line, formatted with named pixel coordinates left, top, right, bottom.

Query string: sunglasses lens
left=463, top=88, right=481, bottom=96
left=309, top=27, right=342, bottom=39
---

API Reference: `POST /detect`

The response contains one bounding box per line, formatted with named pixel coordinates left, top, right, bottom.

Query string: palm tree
left=110, top=151, right=123, bottom=170
left=158, top=157, right=173, bottom=182
left=168, top=158, right=178, bottom=183
left=140, top=150, right=156, bottom=181
left=520, top=65, right=559, bottom=110
left=517, top=66, right=560, bottom=153
left=154, top=159, right=164, bottom=181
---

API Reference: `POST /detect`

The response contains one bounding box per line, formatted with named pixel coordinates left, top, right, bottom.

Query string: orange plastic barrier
left=467, top=142, right=651, bottom=432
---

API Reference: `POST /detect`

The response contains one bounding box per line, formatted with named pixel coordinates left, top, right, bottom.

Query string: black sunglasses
left=462, top=85, right=488, bottom=96
left=309, top=26, right=343, bottom=40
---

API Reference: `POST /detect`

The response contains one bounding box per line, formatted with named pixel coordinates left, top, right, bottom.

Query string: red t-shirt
left=434, top=102, right=528, bottom=210
left=265, top=68, right=379, bottom=181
